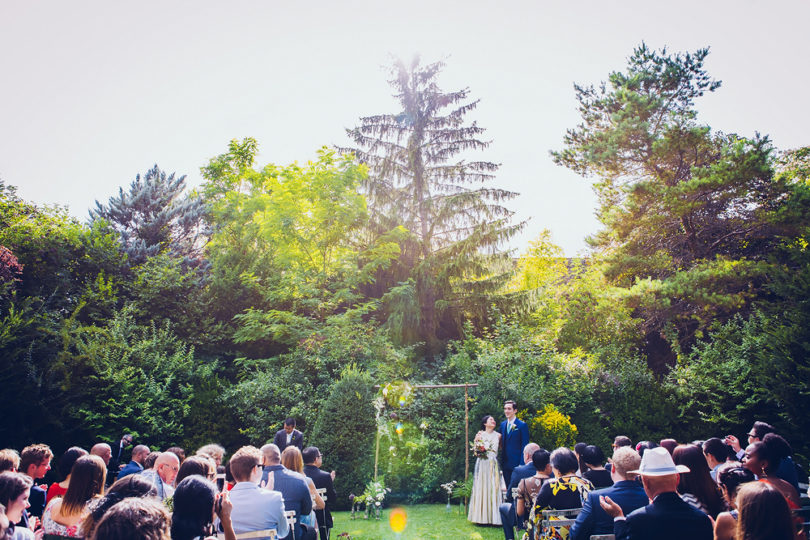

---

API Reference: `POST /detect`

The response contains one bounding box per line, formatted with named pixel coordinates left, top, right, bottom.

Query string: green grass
left=331, top=504, right=506, bottom=540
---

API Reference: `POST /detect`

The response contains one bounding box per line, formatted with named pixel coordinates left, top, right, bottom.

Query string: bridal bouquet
left=470, top=438, right=495, bottom=459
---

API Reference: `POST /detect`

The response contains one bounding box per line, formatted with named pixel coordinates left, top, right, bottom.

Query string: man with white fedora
left=599, top=446, right=712, bottom=540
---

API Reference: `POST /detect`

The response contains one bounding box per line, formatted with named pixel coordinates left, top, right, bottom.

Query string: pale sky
left=1, top=0, right=808, bottom=256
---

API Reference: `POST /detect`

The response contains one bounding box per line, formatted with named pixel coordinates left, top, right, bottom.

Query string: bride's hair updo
left=480, top=415, right=494, bottom=430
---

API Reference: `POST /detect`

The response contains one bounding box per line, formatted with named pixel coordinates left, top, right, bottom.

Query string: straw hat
left=629, top=447, right=690, bottom=476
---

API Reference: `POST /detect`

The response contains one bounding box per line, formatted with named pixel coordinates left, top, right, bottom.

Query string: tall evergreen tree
left=343, top=57, right=523, bottom=350
left=90, top=165, right=209, bottom=266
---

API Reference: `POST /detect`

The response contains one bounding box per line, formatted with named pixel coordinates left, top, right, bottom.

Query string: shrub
left=528, top=404, right=578, bottom=449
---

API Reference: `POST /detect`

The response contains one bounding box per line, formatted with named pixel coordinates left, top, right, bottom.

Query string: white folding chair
left=218, top=530, right=278, bottom=540
left=540, top=508, right=582, bottom=537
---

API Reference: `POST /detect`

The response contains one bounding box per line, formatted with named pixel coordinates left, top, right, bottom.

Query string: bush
left=528, top=404, right=578, bottom=449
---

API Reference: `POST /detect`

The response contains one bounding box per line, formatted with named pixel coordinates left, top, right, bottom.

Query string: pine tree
left=343, top=57, right=523, bottom=350
left=90, top=165, right=209, bottom=266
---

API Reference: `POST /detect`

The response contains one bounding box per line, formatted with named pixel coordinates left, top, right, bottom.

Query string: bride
left=467, top=415, right=503, bottom=525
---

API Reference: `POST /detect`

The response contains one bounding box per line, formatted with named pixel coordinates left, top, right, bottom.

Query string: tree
left=343, top=57, right=523, bottom=351
left=90, top=165, right=209, bottom=266
left=552, top=44, right=810, bottom=367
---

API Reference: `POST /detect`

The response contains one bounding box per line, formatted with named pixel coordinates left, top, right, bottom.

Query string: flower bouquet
left=470, top=437, right=494, bottom=459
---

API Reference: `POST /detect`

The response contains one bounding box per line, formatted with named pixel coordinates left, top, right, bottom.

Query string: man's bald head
left=154, top=452, right=180, bottom=486
left=260, top=444, right=281, bottom=466
left=132, top=445, right=150, bottom=464
left=91, top=443, right=112, bottom=465
left=523, top=443, right=540, bottom=464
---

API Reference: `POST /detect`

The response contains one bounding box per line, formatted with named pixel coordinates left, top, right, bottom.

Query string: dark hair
left=166, top=447, right=185, bottom=463
left=531, top=449, right=551, bottom=471
left=58, top=447, right=88, bottom=480
left=171, top=476, right=217, bottom=540
left=284, top=417, right=296, bottom=427
left=90, top=497, right=170, bottom=540
left=549, top=448, right=578, bottom=475
left=61, top=455, right=107, bottom=516
left=19, top=444, right=52, bottom=476
left=503, top=400, right=517, bottom=411
left=613, top=436, right=632, bottom=448
left=176, top=456, right=214, bottom=486
left=702, top=438, right=728, bottom=463
left=635, top=441, right=658, bottom=458
left=659, top=439, right=678, bottom=456
left=582, top=445, right=606, bottom=467
left=143, top=452, right=160, bottom=470
left=480, top=415, right=494, bottom=430
left=302, top=447, right=320, bottom=465
left=83, top=474, right=158, bottom=540
left=750, top=421, right=775, bottom=440
left=673, top=444, right=724, bottom=518
left=574, top=442, right=588, bottom=473
left=736, top=482, right=793, bottom=540
left=716, top=463, right=755, bottom=500
left=0, top=472, right=33, bottom=507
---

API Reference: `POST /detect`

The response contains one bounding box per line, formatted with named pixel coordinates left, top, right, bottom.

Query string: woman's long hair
left=57, top=447, right=88, bottom=481
left=736, top=482, right=793, bottom=540
left=170, top=475, right=217, bottom=540
left=281, top=446, right=304, bottom=474
left=672, top=444, right=725, bottom=517
left=61, top=454, right=106, bottom=517
left=176, top=455, right=216, bottom=486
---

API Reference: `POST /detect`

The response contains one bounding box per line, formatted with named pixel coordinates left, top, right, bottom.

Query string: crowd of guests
left=498, top=421, right=807, bottom=540
left=0, top=418, right=336, bottom=540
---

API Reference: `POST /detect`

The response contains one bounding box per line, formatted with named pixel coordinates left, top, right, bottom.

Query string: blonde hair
left=611, top=446, right=641, bottom=478
left=281, top=446, right=304, bottom=474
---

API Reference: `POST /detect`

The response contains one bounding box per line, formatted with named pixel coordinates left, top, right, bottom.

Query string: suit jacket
left=262, top=465, right=312, bottom=540
left=499, top=418, right=529, bottom=471
left=506, top=462, right=537, bottom=503
left=614, top=491, right=713, bottom=540
left=274, top=429, right=304, bottom=453
left=304, top=464, right=337, bottom=528
left=28, top=484, right=46, bottom=518
left=117, top=460, right=144, bottom=480
left=570, top=480, right=649, bottom=540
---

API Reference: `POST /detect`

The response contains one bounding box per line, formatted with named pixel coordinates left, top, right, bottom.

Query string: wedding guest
left=672, top=444, right=724, bottom=518
left=0, top=472, right=38, bottom=540
left=581, top=445, right=612, bottom=489
left=140, top=452, right=179, bottom=500
left=735, top=482, right=794, bottom=540
left=143, top=452, right=160, bottom=470
left=19, top=444, right=52, bottom=519
left=82, top=475, right=158, bottom=540
left=531, top=448, right=593, bottom=539
left=713, top=464, right=756, bottom=540
left=166, top=447, right=186, bottom=465
left=515, top=449, right=552, bottom=536
left=196, top=445, right=226, bottom=468
left=117, top=445, right=150, bottom=480
left=42, top=454, right=106, bottom=537
left=46, top=447, right=88, bottom=504
left=281, top=447, right=324, bottom=532
left=303, top=447, right=337, bottom=540
left=171, top=475, right=236, bottom=540
left=0, top=450, right=20, bottom=473
left=176, top=455, right=217, bottom=486
left=227, top=446, right=289, bottom=540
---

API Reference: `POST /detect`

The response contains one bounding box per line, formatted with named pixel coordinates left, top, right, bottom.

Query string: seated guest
left=89, top=496, right=170, bottom=540
left=227, top=445, right=289, bottom=540
left=659, top=438, right=678, bottom=456
left=713, top=464, right=756, bottom=540
left=515, top=449, right=552, bottom=537
left=574, top=443, right=588, bottom=477
left=735, top=482, right=794, bottom=540
left=498, top=442, right=540, bottom=540
left=89, top=444, right=112, bottom=468
left=599, top=446, right=712, bottom=540
left=581, top=445, right=612, bottom=489
left=302, top=447, right=337, bottom=540
left=607, top=437, right=632, bottom=473
left=0, top=450, right=21, bottom=473
left=140, top=452, right=179, bottom=500
left=47, top=447, right=88, bottom=504
left=117, top=445, right=150, bottom=480
left=672, top=444, right=725, bottom=518
left=260, top=444, right=315, bottom=540
left=171, top=475, right=236, bottom=540
left=196, top=444, right=226, bottom=469
left=531, top=447, right=593, bottom=539
left=281, top=447, right=324, bottom=531
left=570, top=446, right=647, bottom=540
left=82, top=474, right=158, bottom=540
left=175, top=455, right=217, bottom=486
left=20, top=443, right=53, bottom=519
left=743, top=437, right=801, bottom=510
left=42, top=454, right=106, bottom=537
left=635, top=441, right=658, bottom=459
left=760, top=433, right=800, bottom=493
left=702, top=438, right=730, bottom=481
left=0, top=472, right=37, bottom=540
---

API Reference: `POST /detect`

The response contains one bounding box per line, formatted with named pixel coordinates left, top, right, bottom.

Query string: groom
left=499, top=400, right=529, bottom=486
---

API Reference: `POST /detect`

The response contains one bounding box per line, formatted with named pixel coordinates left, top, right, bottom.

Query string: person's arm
left=515, top=479, right=527, bottom=517
left=325, top=475, right=337, bottom=508
left=569, top=492, right=595, bottom=540
left=300, top=483, right=313, bottom=515
left=214, top=491, right=236, bottom=540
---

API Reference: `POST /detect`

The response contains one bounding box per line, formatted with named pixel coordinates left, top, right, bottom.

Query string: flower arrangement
left=471, top=434, right=497, bottom=459
left=350, top=478, right=392, bottom=520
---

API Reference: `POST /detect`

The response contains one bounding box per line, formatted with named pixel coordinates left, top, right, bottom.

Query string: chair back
left=218, top=530, right=278, bottom=540
left=540, top=507, right=582, bottom=538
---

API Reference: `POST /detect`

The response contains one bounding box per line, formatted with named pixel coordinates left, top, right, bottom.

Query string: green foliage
left=311, top=366, right=377, bottom=509
left=527, top=404, right=578, bottom=450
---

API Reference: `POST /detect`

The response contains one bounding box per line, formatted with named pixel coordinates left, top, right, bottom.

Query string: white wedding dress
left=467, top=430, right=503, bottom=525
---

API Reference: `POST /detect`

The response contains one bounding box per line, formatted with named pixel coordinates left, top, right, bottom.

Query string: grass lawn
left=331, top=504, right=506, bottom=540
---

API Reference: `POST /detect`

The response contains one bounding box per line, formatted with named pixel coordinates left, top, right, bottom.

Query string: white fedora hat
left=629, top=447, right=690, bottom=476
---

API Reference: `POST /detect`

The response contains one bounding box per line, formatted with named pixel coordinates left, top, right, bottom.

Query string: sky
left=1, top=0, right=808, bottom=256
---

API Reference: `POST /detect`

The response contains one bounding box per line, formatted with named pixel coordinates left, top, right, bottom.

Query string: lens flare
left=389, top=507, right=407, bottom=533
left=398, top=397, right=406, bottom=407
left=395, top=422, right=404, bottom=435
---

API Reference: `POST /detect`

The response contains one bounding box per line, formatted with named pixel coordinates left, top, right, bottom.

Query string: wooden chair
left=540, top=508, right=582, bottom=538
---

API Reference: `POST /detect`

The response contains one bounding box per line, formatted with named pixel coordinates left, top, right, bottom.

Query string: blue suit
left=499, top=418, right=529, bottom=486
left=261, top=465, right=314, bottom=540
left=614, top=491, right=712, bottom=540
left=499, top=462, right=537, bottom=540
left=117, top=460, right=143, bottom=480
left=570, top=480, right=648, bottom=540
